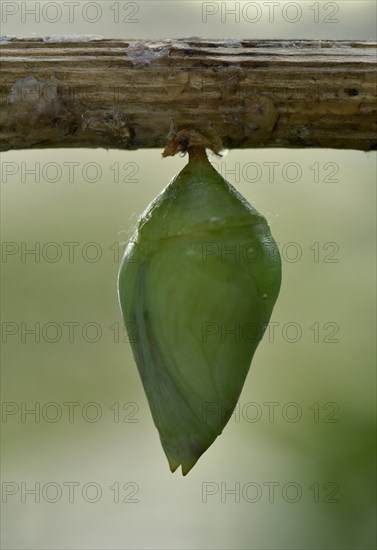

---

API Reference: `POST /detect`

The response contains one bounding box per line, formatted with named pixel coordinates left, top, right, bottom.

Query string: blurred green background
left=1, top=2, right=376, bottom=549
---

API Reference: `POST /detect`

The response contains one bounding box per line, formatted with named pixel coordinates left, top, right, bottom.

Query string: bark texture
left=1, top=37, right=376, bottom=151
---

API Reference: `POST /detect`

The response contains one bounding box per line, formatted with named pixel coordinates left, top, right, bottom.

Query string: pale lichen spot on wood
left=126, top=41, right=171, bottom=66
left=0, top=35, right=16, bottom=43
left=7, top=75, right=63, bottom=116
left=41, top=35, right=102, bottom=43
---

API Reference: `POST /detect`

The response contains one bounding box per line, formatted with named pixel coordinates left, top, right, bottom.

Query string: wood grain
left=1, top=38, right=376, bottom=151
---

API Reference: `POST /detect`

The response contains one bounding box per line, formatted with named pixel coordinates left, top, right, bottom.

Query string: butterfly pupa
left=118, top=145, right=281, bottom=475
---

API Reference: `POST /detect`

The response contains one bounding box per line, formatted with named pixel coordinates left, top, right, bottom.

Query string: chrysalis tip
left=167, top=456, right=180, bottom=474
left=163, top=437, right=205, bottom=476
left=181, top=461, right=196, bottom=476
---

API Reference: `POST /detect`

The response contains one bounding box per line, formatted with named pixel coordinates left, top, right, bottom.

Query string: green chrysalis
left=118, top=146, right=281, bottom=475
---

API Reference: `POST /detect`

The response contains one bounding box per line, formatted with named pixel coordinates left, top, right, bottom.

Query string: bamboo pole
left=0, top=37, right=376, bottom=151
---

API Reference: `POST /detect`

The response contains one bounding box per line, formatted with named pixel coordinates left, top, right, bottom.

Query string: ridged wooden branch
left=0, top=37, right=376, bottom=152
